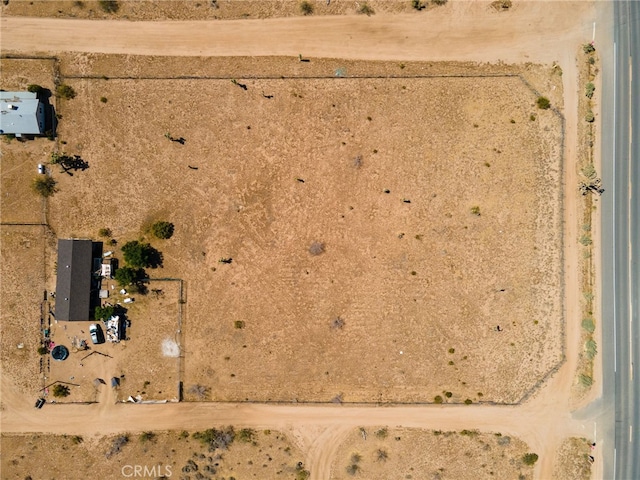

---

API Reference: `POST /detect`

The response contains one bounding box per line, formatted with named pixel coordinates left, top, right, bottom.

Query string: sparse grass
left=579, top=235, right=593, bottom=246
left=237, top=428, right=256, bottom=443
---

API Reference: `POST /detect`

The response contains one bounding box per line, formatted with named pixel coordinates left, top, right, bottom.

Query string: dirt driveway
left=1, top=2, right=601, bottom=479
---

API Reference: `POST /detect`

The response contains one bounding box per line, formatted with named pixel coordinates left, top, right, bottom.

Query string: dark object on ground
left=51, top=345, right=69, bottom=361
left=34, top=397, right=45, bottom=409
left=188, top=165, right=198, bottom=170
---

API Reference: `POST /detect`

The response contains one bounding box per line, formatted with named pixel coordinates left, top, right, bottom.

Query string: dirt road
left=0, top=2, right=599, bottom=479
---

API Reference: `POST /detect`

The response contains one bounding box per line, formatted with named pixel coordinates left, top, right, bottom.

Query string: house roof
left=55, top=239, right=93, bottom=321
left=0, top=92, right=45, bottom=135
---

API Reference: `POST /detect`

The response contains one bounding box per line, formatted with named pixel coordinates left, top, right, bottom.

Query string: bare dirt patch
left=552, top=437, right=592, bottom=480
left=0, top=428, right=306, bottom=480
left=330, top=427, right=536, bottom=480
left=0, top=227, right=49, bottom=396
left=41, top=55, right=564, bottom=404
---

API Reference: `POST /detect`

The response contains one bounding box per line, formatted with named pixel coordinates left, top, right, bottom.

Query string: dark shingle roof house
left=0, top=91, right=45, bottom=137
left=55, top=239, right=93, bottom=321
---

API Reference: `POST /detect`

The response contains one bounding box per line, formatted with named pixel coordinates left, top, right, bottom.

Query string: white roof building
left=0, top=92, right=46, bottom=137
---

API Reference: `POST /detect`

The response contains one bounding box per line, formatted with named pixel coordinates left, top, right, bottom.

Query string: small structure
left=55, top=239, right=94, bottom=321
left=101, top=257, right=117, bottom=278
left=0, top=92, right=45, bottom=137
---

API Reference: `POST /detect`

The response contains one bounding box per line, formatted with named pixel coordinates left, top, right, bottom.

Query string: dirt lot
left=44, top=278, right=181, bottom=403
left=27, top=54, right=565, bottom=405
left=1, top=428, right=307, bottom=480
left=331, top=426, right=536, bottom=480
left=0, top=0, right=425, bottom=21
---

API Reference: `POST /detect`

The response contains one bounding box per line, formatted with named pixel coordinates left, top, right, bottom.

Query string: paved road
left=601, top=1, right=640, bottom=478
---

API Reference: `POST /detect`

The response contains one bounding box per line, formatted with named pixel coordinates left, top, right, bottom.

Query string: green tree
left=53, top=384, right=70, bottom=398
left=114, top=266, right=146, bottom=287
left=56, top=84, right=76, bottom=100
left=121, top=240, right=161, bottom=268
left=95, top=305, right=115, bottom=321
left=32, top=176, right=57, bottom=197
left=151, top=221, right=174, bottom=239
left=27, top=84, right=44, bottom=94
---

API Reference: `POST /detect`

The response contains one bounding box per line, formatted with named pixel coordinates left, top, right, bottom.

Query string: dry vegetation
left=331, top=427, right=537, bottom=480
left=1, top=55, right=564, bottom=404
left=0, top=0, right=437, bottom=21
left=552, top=437, right=592, bottom=480
left=0, top=429, right=306, bottom=480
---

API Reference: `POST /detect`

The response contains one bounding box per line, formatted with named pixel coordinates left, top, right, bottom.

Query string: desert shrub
left=434, top=395, right=443, bottom=404
left=585, top=111, right=595, bottom=122
left=460, top=429, right=479, bottom=437
left=296, top=468, right=311, bottom=480
left=53, top=384, right=70, bottom=397
left=237, top=428, right=255, bottom=443
left=300, top=0, right=313, bottom=15
left=583, top=43, right=596, bottom=54
left=585, top=339, right=597, bottom=359
left=581, top=318, right=595, bottom=333
left=98, top=227, right=112, bottom=238
left=27, top=84, right=44, bottom=94
left=31, top=176, right=57, bottom=197
left=121, top=240, right=161, bottom=268
left=530, top=114, right=536, bottom=121
left=71, top=435, right=83, bottom=445
left=351, top=453, right=362, bottom=464
left=114, top=266, right=146, bottom=287
left=99, top=0, right=119, bottom=13
left=588, top=56, right=596, bottom=65
left=522, top=453, right=539, bottom=465
left=37, top=346, right=48, bottom=355
left=579, top=374, right=593, bottom=386
left=585, top=82, right=596, bottom=98
left=139, top=432, right=155, bottom=443
left=100, top=96, right=108, bottom=103
left=412, top=0, right=426, bottom=10
left=376, top=449, right=388, bottom=461
left=375, top=427, right=388, bottom=439
left=470, top=206, right=481, bottom=216
left=581, top=163, right=597, bottom=178
left=464, top=399, right=473, bottom=405
left=106, top=435, right=129, bottom=458
left=234, top=320, right=245, bottom=329
left=579, top=235, right=593, bottom=246
left=444, top=391, right=452, bottom=398
left=192, top=427, right=235, bottom=451
left=151, top=220, right=174, bottom=239
left=346, top=464, right=360, bottom=475
left=536, top=96, right=551, bottom=110
left=491, top=0, right=511, bottom=9
left=357, top=3, right=374, bottom=15
left=56, top=83, right=76, bottom=100
left=432, top=0, right=448, bottom=4
left=497, top=435, right=511, bottom=446
left=331, top=317, right=345, bottom=330
left=309, top=241, right=325, bottom=256
left=187, top=384, right=209, bottom=399
left=448, top=348, right=455, bottom=354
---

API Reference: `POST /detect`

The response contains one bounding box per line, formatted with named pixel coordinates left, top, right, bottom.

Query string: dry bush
left=309, top=241, right=325, bottom=256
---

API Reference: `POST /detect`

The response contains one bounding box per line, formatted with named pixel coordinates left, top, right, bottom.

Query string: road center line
left=613, top=41, right=617, bottom=373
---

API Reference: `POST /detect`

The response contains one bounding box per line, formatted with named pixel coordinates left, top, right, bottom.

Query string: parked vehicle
left=37, top=164, right=45, bottom=174
left=34, top=397, right=45, bottom=409
left=89, top=323, right=104, bottom=344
